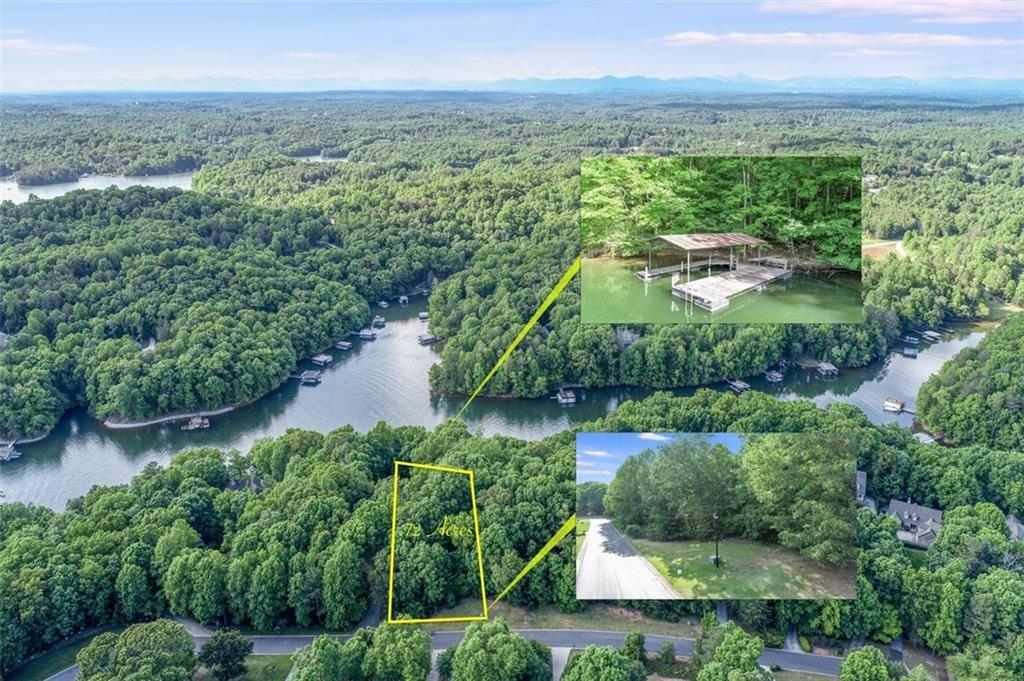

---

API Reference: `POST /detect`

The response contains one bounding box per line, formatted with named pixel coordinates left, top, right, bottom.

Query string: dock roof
left=653, top=232, right=766, bottom=252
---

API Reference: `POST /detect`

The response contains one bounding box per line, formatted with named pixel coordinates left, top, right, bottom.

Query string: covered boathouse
left=636, top=232, right=792, bottom=312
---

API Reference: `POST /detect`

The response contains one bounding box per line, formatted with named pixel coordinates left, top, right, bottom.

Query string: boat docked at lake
left=299, top=370, right=322, bottom=385
left=883, top=397, right=905, bottom=413
left=358, top=330, right=378, bottom=340
left=0, top=442, right=22, bottom=463
left=311, top=354, right=333, bottom=366
left=335, top=341, right=353, bottom=350
left=377, top=300, right=390, bottom=308
left=418, top=311, right=429, bottom=321
left=373, top=315, right=386, bottom=328
left=417, top=332, right=437, bottom=345
left=554, top=387, right=576, bottom=405
left=180, top=416, right=210, bottom=431
left=725, top=378, right=751, bottom=393
left=764, top=370, right=784, bottom=383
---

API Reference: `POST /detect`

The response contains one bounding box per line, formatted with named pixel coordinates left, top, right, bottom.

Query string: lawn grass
left=576, top=519, right=589, bottom=553
left=632, top=537, right=856, bottom=599
left=7, top=626, right=126, bottom=681
left=193, top=655, right=292, bottom=681
left=422, top=600, right=699, bottom=638
left=905, top=547, right=929, bottom=569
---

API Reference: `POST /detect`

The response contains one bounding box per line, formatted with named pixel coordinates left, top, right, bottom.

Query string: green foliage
left=576, top=482, right=607, bottom=516
left=76, top=619, right=195, bottom=681
left=606, top=433, right=856, bottom=565
left=198, top=629, right=253, bottom=681
left=839, top=646, right=890, bottom=681
left=581, top=155, right=862, bottom=270
left=694, top=620, right=771, bottom=681
left=561, top=646, right=646, bottom=681
left=918, top=314, right=1024, bottom=449
left=623, top=631, right=646, bottom=664
left=0, top=189, right=368, bottom=440
left=449, top=618, right=550, bottom=681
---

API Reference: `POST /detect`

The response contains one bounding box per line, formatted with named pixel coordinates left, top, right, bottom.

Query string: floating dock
left=883, top=397, right=905, bottom=413
left=299, top=370, right=322, bottom=385
left=0, top=443, right=21, bottom=463
left=817, top=361, right=839, bottom=376
left=921, top=330, right=942, bottom=342
left=765, top=370, right=784, bottom=383
left=554, top=388, right=576, bottom=405
left=417, top=332, right=437, bottom=345
left=903, top=346, right=918, bottom=358
left=181, top=416, right=210, bottom=431
left=671, top=262, right=792, bottom=312
left=418, top=311, right=429, bottom=321
left=398, top=295, right=409, bottom=305
left=372, top=315, right=386, bottom=328
left=377, top=301, right=390, bottom=309
left=335, top=341, right=353, bottom=350
left=358, top=330, right=377, bottom=340
left=311, top=354, right=333, bottom=366
left=726, top=379, right=751, bottom=393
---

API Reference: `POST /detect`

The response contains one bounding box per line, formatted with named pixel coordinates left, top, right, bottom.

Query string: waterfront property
left=299, top=370, right=322, bottom=385
left=636, top=233, right=794, bottom=313
left=311, top=354, right=333, bottom=366
left=886, top=500, right=943, bottom=548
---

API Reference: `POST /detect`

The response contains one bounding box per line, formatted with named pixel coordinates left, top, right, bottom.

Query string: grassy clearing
left=422, top=600, right=700, bottom=638
left=193, top=655, right=292, bottom=681
left=632, top=537, right=856, bottom=600
left=576, top=519, right=589, bottom=553
left=905, top=547, right=929, bottom=569
left=7, top=626, right=126, bottom=681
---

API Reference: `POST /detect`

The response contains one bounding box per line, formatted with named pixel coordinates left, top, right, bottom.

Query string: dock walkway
left=671, top=263, right=791, bottom=312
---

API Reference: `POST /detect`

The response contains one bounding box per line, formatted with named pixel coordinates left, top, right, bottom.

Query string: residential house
left=886, top=499, right=943, bottom=548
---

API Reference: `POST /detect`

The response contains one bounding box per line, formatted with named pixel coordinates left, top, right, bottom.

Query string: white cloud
left=590, top=470, right=614, bottom=477
left=576, top=460, right=595, bottom=468
left=831, top=48, right=919, bottom=57
left=2, top=38, right=97, bottom=57
left=578, top=449, right=614, bottom=458
left=759, top=1, right=1021, bottom=25
left=637, top=433, right=671, bottom=441
left=284, top=51, right=339, bottom=61
left=651, top=31, right=1018, bottom=48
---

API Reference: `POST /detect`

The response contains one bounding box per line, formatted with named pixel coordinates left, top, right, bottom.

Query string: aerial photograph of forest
left=1, top=1, right=1022, bottom=681
left=580, top=156, right=863, bottom=324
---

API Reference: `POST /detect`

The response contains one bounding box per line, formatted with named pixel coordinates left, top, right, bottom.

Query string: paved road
left=576, top=518, right=680, bottom=599
left=47, top=628, right=844, bottom=680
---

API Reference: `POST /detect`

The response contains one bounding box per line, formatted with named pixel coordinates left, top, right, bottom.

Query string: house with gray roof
left=886, top=499, right=943, bottom=548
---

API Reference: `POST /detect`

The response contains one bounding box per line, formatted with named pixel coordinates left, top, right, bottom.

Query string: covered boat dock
left=636, top=232, right=792, bottom=312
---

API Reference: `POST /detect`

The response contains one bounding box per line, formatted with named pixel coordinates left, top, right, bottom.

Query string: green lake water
left=581, top=256, right=863, bottom=324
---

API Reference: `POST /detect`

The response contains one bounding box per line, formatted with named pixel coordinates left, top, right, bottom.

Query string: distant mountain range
left=10, top=74, right=1022, bottom=96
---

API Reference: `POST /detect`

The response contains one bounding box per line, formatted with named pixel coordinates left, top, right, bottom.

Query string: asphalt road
left=576, top=517, right=680, bottom=599
left=45, top=628, right=843, bottom=680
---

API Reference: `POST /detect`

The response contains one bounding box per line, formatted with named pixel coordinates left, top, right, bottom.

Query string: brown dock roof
left=653, top=232, right=766, bottom=252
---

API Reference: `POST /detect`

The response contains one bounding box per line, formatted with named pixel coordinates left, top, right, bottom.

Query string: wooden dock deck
left=671, top=263, right=791, bottom=312
left=636, top=258, right=733, bottom=282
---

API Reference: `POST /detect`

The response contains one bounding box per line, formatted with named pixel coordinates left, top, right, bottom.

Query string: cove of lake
left=0, top=154, right=345, bottom=205
left=0, top=296, right=991, bottom=509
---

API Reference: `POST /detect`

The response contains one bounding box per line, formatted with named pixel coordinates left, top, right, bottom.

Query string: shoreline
left=102, top=404, right=239, bottom=430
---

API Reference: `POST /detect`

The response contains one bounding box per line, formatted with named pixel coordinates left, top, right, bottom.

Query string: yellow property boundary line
left=387, top=461, right=489, bottom=624
left=387, top=257, right=583, bottom=624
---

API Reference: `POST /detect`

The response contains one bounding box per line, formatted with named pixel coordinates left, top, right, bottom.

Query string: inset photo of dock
left=580, top=155, right=864, bottom=324
left=575, top=432, right=858, bottom=600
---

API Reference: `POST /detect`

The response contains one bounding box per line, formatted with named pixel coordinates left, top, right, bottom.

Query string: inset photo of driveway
left=575, top=432, right=858, bottom=600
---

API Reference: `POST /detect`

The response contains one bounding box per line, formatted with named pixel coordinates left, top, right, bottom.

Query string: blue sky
left=1, top=1, right=1020, bottom=91
left=575, top=432, right=746, bottom=483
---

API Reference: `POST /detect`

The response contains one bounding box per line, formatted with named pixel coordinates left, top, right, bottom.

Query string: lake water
left=0, top=171, right=195, bottom=204
left=0, top=294, right=989, bottom=509
left=581, top=256, right=864, bottom=324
